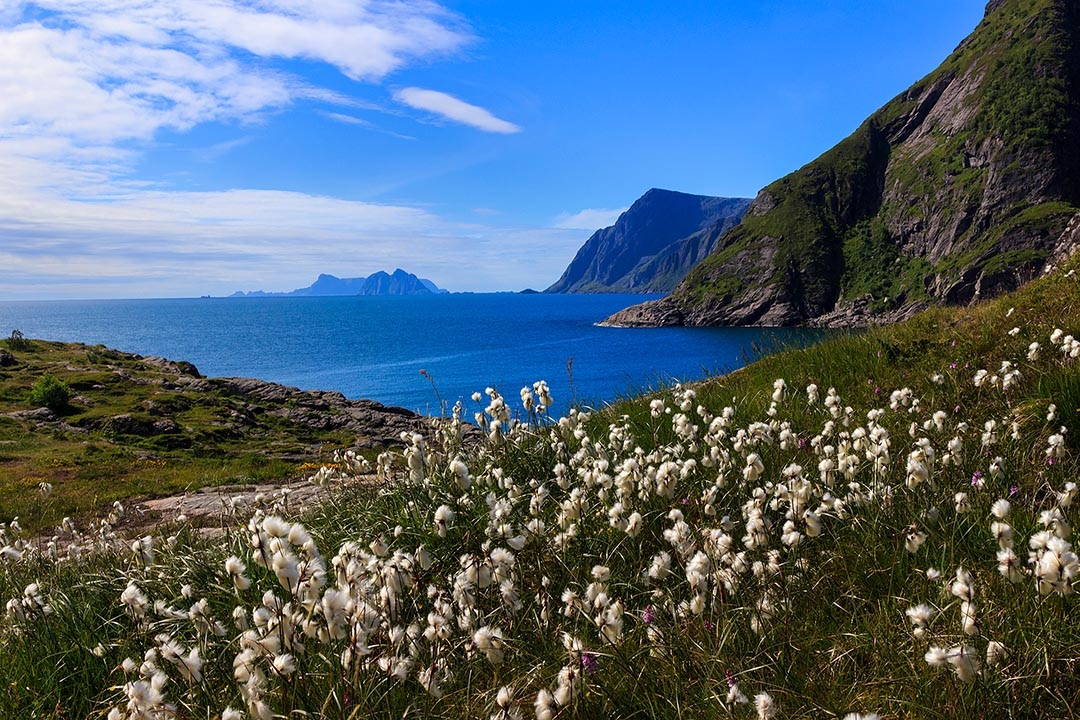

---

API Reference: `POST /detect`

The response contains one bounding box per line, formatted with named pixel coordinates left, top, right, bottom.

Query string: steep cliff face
left=546, top=189, right=750, bottom=293
left=605, top=0, right=1080, bottom=327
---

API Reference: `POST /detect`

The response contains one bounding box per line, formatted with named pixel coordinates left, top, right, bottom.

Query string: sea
left=0, top=294, right=819, bottom=417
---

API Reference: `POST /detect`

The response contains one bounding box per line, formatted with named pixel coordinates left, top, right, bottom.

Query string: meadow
left=3, top=256, right=1080, bottom=719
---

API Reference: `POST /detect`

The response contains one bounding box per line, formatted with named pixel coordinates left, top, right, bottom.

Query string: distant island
left=231, top=269, right=448, bottom=297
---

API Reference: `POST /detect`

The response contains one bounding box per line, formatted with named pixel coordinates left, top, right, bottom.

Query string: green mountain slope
left=605, top=0, right=1080, bottom=327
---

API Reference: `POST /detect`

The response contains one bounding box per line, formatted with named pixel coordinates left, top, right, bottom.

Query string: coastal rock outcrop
left=206, top=377, right=434, bottom=449
left=3, top=343, right=440, bottom=451
left=606, top=0, right=1080, bottom=328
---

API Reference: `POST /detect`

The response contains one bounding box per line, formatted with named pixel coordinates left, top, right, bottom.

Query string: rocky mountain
left=546, top=189, right=751, bottom=293
left=605, top=0, right=1080, bottom=327
left=233, top=269, right=446, bottom=297
left=352, top=270, right=445, bottom=296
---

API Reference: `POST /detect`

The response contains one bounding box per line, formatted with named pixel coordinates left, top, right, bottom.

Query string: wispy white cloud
left=0, top=1, right=473, bottom=192
left=22, top=0, right=470, bottom=81
left=0, top=188, right=587, bottom=298
left=320, top=111, right=416, bottom=140
left=394, top=87, right=521, bottom=134
left=552, top=207, right=628, bottom=230
left=0, top=2, right=550, bottom=299
left=323, top=112, right=373, bottom=127
left=194, top=136, right=253, bottom=162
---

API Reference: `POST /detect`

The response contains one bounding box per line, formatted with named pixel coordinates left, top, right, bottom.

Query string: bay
left=0, top=294, right=818, bottom=416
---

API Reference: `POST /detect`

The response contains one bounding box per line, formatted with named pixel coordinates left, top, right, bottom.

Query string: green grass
left=4, top=256, right=1080, bottom=718
left=0, top=340, right=369, bottom=533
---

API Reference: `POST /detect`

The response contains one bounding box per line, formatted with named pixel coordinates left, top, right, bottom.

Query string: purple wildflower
left=643, top=605, right=656, bottom=624
left=581, top=651, right=599, bottom=675
left=1009, top=484, right=1020, bottom=496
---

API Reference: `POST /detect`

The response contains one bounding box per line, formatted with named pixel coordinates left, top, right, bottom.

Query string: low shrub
left=28, top=374, right=71, bottom=413
left=6, top=329, right=31, bottom=351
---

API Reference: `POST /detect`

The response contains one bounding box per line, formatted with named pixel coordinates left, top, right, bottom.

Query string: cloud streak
left=320, top=111, right=416, bottom=140
left=394, top=87, right=521, bottom=134
left=553, top=207, right=629, bottom=230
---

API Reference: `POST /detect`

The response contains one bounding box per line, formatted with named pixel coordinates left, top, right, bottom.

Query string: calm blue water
left=0, top=295, right=817, bottom=416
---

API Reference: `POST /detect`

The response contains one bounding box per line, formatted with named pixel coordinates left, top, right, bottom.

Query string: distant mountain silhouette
left=546, top=188, right=751, bottom=293
left=232, top=269, right=447, bottom=297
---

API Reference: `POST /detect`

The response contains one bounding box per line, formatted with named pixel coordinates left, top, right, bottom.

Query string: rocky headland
left=0, top=338, right=454, bottom=533
left=546, top=189, right=751, bottom=294
left=605, top=0, right=1080, bottom=328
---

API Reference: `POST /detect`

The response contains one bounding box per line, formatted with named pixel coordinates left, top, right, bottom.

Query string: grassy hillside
left=3, top=255, right=1080, bottom=718
left=0, top=339, right=401, bottom=534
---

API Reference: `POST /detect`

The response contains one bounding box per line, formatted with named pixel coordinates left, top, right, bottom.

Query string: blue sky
left=0, top=0, right=987, bottom=299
